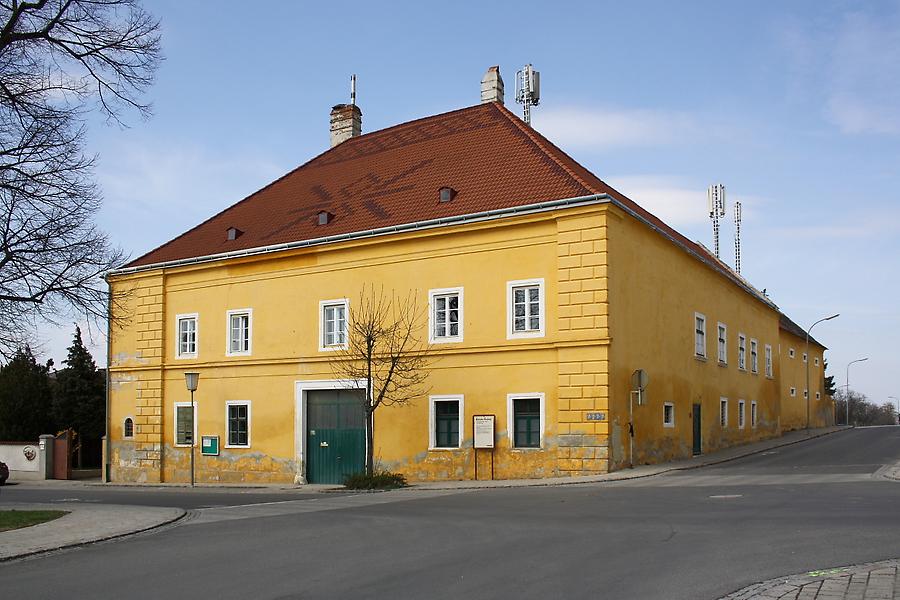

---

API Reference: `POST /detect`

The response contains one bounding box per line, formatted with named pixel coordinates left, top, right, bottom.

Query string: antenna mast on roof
left=734, top=200, right=742, bottom=275
left=350, top=74, right=357, bottom=105
left=515, top=64, right=541, bottom=125
left=707, top=184, right=726, bottom=259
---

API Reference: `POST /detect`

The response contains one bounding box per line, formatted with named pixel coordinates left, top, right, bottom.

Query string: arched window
left=124, top=418, right=134, bottom=438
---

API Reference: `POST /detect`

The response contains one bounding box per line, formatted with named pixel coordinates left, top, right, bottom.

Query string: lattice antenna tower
left=734, top=200, right=742, bottom=274
left=707, top=184, right=726, bottom=259
left=515, top=64, right=541, bottom=125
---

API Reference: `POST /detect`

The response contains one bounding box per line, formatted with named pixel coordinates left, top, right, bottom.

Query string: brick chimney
left=480, top=66, right=504, bottom=104
left=330, top=103, right=362, bottom=147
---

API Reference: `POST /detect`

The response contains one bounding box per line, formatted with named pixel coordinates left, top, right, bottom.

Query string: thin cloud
left=533, top=106, right=700, bottom=149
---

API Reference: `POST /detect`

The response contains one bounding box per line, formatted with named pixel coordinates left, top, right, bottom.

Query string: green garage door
left=306, top=389, right=366, bottom=484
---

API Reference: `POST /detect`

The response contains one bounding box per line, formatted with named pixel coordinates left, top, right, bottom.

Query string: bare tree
left=332, top=286, right=433, bottom=476
left=0, top=1, right=161, bottom=357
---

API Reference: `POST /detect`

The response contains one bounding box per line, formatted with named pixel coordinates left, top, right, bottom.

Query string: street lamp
left=184, top=372, right=200, bottom=487
left=889, top=396, right=899, bottom=425
left=845, top=358, right=867, bottom=426
left=806, top=313, right=839, bottom=430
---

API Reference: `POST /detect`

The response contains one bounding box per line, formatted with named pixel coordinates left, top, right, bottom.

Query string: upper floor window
left=764, top=344, right=773, bottom=378
left=176, top=313, right=198, bottom=358
left=814, top=357, right=819, bottom=367
left=802, top=352, right=808, bottom=363
left=738, top=334, right=747, bottom=370
left=750, top=339, right=759, bottom=373
left=507, top=279, right=544, bottom=339
left=789, top=348, right=795, bottom=358
left=319, top=299, right=349, bottom=351
left=429, top=288, right=463, bottom=343
left=694, top=313, right=707, bottom=358
left=226, top=309, right=252, bottom=356
left=717, top=323, right=727, bottom=364
left=790, top=387, right=797, bottom=397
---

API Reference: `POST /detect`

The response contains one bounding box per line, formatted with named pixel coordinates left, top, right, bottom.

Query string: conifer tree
left=0, top=347, right=54, bottom=440
left=53, top=327, right=105, bottom=441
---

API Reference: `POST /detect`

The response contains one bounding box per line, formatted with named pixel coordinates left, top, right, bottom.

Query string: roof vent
left=226, top=227, right=243, bottom=241
left=317, top=211, right=334, bottom=225
left=439, top=187, right=457, bottom=203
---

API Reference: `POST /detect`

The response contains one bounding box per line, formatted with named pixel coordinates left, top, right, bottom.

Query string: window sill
left=225, top=352, right=252, bottom=358
left=428, top=446, right=462, bottom=452
left=663, top=423, right=675, bottom=429
left=224, top=444, right=251, bottom=450
left=718, top=361, right=728, bottom=367
left=174, top=443, right=195, bottom=448
left=694, top=355, right=708, bottom=362
left=317, top=345, right=347, bottom=353
left=507, top=331, right=545, bottom=340
left=431, top=337, right=463, bottom=345
left=510, top=446, right=543, bottom=451
left=175, top=354, right=198, bottom=360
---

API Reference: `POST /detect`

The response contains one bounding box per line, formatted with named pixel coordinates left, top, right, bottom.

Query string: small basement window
left=439, top=187, right=457, bottom=202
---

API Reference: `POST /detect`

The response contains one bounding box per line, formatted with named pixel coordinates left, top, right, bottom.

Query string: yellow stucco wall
left=606, top=206, right=782, bottom=468
left=778, top=331, right=830, bottom=430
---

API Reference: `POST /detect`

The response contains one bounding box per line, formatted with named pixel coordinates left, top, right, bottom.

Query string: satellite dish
left=631, top=369, right=649, bottom=391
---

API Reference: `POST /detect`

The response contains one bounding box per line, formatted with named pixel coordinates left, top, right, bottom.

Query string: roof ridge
left=491, top=102, right=601, bottom=195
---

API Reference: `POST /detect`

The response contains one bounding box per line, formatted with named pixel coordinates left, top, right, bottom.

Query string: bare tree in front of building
left=0, top=1, right=161, bottom=357
left=331, top=286, right=433, bottom=477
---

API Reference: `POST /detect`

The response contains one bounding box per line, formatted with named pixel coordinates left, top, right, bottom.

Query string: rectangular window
left=789, top=348, right=795, bottom=358
left=226, top=401, right=251, bottom=448
left=750, top=339, right=759, bottom=373
left=717, top=323, right=727, bottom=364
left=764, top=344, right=773, bottom=378
left=802, top=352, right=808, bottom=363
left=738, top=334, right=747, bottom=370
left=814, top=357, right=819, bottom=367
left=738, top=400, right=745, bottom=429
left=508, top=279, right=544, bottom=338
left=803, top=389, right=808, bottom=399
left=509, top=394, right=544, bottom=448
left=790, top=387, right=796, bottom=397
left=176, top=314, right=198, bottom=358
left=430, top=396, right=463, bottom=449
left=751, top=401, right=758, bottom=428
left=663, top=402, right=675, bottom=428
left=695, top=313, right=707, bottom=358
left=816, top=391, right=821, bottom=400
left=429, top=288, right=463, bottom=343
left=174, top=402, right=195, bottom=447
left=720, top=398, right=728, bottom=428
left=226, top=309, right=252, bottom=356
left=319, top=299, right=349, bottom=350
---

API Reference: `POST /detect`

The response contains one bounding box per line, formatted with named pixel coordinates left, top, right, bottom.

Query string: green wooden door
left=306, top=389, right=366, bottom=484
left=692, top=403, right=702, bottom=456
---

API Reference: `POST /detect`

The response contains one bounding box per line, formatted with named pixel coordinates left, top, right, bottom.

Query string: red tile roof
left=123, top=102, right=774, bottom=309
left=779, top=313, right=826, bottom=349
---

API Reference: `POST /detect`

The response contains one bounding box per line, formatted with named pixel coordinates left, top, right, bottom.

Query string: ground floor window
left=175, top=402, right=195, bottom=446
left=226, top=401, right=251, bottom=447
left=123, top=417, right=134, bottom=438
left=751, top=401, right=758, bottom=428
left=738, top=400, right=746, bottom=429
left=663, top=402, right=675, bottom=428
left=510, top=395, right=543, bottom=448
left=720, top=398, right=728, bottom=428
left=430, top=396, right=463, bottom=449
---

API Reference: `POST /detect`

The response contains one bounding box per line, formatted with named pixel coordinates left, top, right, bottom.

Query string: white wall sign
left=473, top=415, right=495, bottom=449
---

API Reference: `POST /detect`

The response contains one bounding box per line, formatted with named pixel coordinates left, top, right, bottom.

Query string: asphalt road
left=3, top=427, right=899, bottom=600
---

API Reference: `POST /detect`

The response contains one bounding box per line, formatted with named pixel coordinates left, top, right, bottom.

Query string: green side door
left=306, top=389, right=366, bottom=484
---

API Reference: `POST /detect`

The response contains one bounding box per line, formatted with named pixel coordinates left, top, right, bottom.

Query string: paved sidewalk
left=406, top=426, right=849, bottom=490
left=0, top=502, right=184, bottom=561
left=722, top=559, right=900, bottom=599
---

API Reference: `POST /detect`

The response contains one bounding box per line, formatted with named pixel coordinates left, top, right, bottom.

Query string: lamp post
left=889, top=396, right=899, bottom=425
left=806, top=314, right=839, bottom=430
left=845, top=358, right=867, bottom=426
left=184, top=372, right=199, bottom=487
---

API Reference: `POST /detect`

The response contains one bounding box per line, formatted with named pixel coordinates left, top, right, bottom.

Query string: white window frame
left=764, top=344, right=773, bottom=378
left=802, top=352, right=808, bottom=363
left=816, top=391, right=821, bottom=400
left=789, top=348, right=795, bottom=358
left=750, top=338, right=759, bottom=374
left=717, top=322, right=727, bottom=365
left=428, top=287, right=464, bottom=344
left=803, top=389, right=809, bottom=399
left=175, top=313, right=199, bottom=359
left=738, top=333, right=747, bottom=371
left=751, top=401, right=758, bottom=428
left=319, top=299, right=350, bottom=351
left=720, top=397, right=728, bottom=428
left=225, top=308, right=253, bottom=357
left=506, top=392, right=546, bottom=449
left=123, top=416, right=135, bottom=439
left=174, top=401, right=197, bottom=447
left=225, top=400, right=252, bottom=448
left=814, top=357, right=819, bottom=367
left=428, top=395, right=465, bottom=450
left=694, top=312, right=707, bottom=358
left=738, top=400, right=746, bottom=429
left=507, top=279, right=545, bottom=339
left=790, top=387, right=796, bottom=397
left=663, top=402, right=675, bottom=428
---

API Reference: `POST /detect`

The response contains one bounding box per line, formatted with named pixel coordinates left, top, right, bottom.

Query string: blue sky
left=47, top=1, right=898, bottom=404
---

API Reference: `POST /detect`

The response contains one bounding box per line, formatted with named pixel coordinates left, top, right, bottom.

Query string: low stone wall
left=0, top=441, right=41, bottom=479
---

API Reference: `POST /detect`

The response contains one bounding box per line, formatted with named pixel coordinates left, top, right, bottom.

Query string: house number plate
left=586, top=412, right=606, bottom=421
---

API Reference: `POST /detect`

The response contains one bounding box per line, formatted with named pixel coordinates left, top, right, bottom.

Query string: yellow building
left=105, top=69, right=833, bottom=484
left=777, top=314, right=831, bottom=431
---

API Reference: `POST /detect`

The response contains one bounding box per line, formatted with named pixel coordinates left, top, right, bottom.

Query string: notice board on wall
left=473, top=415, right=495, bottom=449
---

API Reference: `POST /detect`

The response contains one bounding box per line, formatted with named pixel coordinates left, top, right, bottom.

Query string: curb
left=0, top=507, right=188, bottom=563
left=400, top=427, right=849, bottom=492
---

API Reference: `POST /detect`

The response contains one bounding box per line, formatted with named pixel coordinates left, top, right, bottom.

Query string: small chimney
left=330, top=103, right=362, bottom=147
left=480, top=66, right=504, bottom=104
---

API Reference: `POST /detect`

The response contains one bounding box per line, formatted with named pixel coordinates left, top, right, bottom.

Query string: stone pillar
left=38, top=434, right=54, bottom=480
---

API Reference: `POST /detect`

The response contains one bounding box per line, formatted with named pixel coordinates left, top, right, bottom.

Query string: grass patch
left=343, top=470, right=407, bottom=490
left=0, top=510, right=68, bottom=532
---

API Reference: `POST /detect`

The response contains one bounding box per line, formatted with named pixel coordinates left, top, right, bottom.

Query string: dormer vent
left=226, top=227, right=243, bottom=241
left=439, top=187, right=457, bottom=203
left=317, top=211, right=334, bottom=225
